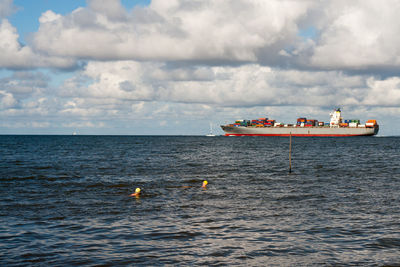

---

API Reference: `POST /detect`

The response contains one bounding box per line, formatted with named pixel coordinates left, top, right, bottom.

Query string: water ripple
left=1, top=136, right=400, bottom=266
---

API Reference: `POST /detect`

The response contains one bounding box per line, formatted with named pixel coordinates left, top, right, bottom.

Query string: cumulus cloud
left=31, top=0, right=312, bottom=63
left=0, top=18, right=75, bottom=68
left=364, top=77, right=400, bottom=106
left=1, top=62, right=400, bottom=134
left=309, top=0, right=400, bottom=70
left=57, top=61, right=400, bottom=110
left=2, top=0, right=400, bottom=72
left=3, top=0, right=400, bottom=72
left=0, top=19, right=36, bottom=68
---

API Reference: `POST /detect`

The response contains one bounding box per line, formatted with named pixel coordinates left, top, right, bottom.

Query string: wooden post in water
left=289, top=132, right=292, bottom=173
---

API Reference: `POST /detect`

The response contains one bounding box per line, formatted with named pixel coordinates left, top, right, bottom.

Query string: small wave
left=33, top=166, right=53, bottom=170
left=1, top=176, right=36, bottom=181
left=144, top=231, right=204, bottom=241
left=108, top=183, right=130, bottom=188
left=366, top=238, right=400, bottom=249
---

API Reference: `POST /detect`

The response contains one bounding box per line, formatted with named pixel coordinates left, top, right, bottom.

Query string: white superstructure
left=329, top=108, right=343, bottom=127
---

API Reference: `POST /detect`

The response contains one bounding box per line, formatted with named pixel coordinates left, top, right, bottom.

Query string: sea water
left=1, top=135, right=400, bottom=266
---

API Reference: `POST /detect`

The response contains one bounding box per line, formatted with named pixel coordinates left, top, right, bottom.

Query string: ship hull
left=221, top=125, right=379, bottom=137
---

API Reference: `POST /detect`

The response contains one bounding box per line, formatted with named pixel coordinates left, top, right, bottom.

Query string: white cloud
left=4, top=0, right=400, bottom=72
left=309, top=0, right=400, bottom=69
left=2, top=61, right=400, bottom=134
left=0, top=19, right=35, bottom=68
left=364, top=77, right=400, bottom=106
left=0, top=90, right=17, bottom=109
left=31, top=0, right=311, bottom=62
left=57, top=61, right=400, bottom=110
left=0, top=19, right=76, bottom=68
left=39, top=10, right=62, bottom=23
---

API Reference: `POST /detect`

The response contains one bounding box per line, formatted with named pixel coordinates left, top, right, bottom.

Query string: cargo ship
left=221, top=109, right=379, bottom=137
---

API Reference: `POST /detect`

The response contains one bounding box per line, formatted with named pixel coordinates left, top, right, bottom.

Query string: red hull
left=224, top=133, right=375, bottom=137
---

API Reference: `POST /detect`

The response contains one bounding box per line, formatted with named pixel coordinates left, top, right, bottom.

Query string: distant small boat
left=206, top=123, right=216, bottom=136
left=72, top=131, right=77, bottom=135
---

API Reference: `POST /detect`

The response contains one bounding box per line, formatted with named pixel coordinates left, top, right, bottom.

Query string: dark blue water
left=1, top=135, right=400, bottom=266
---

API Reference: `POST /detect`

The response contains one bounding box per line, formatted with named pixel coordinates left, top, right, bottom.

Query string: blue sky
left=1, top=0, right=399, bottom=135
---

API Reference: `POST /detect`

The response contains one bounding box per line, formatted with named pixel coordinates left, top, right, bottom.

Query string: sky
left=0, top=0, right=400, bottom=136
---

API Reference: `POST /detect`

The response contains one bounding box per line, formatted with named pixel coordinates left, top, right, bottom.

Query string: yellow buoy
left=202, top=180, right=208, bottom=188
left=130, top=187, right=141, bottom=197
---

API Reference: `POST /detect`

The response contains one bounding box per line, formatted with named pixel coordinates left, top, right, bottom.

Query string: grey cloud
left=0, top=0, right=16, bottom=18
left=119, top=81, right=135, bottom=92
left=88, top=0, right=127, bottom=21
left=0, top=71, right=49, bottom=96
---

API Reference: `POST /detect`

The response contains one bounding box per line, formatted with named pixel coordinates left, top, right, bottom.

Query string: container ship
left=221, top=109, right=379, bottom=137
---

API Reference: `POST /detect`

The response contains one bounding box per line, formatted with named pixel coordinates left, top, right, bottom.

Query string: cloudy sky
left=1, top=0, right=399, bottom=135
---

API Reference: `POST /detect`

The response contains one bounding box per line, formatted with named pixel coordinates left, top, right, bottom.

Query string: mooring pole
left=289, top=132, right=292, bottom=173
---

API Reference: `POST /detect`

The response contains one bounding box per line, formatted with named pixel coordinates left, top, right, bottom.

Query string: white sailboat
left=206, top=123, right=216, bottom=136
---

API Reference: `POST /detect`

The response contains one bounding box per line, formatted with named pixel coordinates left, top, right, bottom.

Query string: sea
left=1, top=135, right=400, bottom=266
